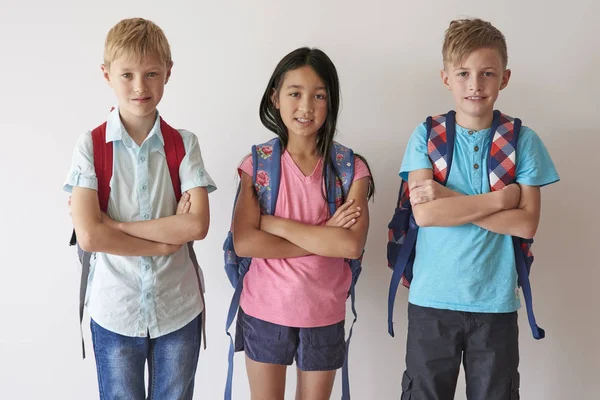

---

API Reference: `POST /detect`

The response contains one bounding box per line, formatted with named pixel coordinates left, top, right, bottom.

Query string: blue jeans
left=91, top=314, right=202, bottom=400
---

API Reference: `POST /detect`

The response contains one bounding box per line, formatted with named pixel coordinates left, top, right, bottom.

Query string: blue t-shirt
left=400, top=120, right=559, bottom=313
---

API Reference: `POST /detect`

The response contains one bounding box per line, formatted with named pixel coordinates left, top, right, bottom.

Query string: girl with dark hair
left=232, top=47, right=374, bottom=399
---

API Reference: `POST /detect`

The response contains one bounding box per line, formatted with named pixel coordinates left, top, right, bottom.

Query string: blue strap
left=341, top=282, right=357, bottom=400
left=387, top=219, right=418, bottom=337
left=224, top=277, right=244, bottom=400
left=513, top=237, right=545, bottom=340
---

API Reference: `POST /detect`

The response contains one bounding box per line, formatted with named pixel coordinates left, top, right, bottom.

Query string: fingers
left=333, top=199, right=354, bottom=217
left=176, top=192, right=191, bottom=214
left=409, top=179, right=432, bottom=191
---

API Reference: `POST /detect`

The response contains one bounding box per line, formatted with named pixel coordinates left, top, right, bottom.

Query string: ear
left=440, top=68, right=451, bottom=90
left=271, top=88, right=280, bottom=109
left=165, top=61, right=173, bottom=85
left=499, top=68, right=511, bottom=91
left=101, top=64, right=112, bottom=87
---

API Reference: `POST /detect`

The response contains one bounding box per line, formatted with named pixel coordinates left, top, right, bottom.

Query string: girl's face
left=273, top=66, right=329, bottom=140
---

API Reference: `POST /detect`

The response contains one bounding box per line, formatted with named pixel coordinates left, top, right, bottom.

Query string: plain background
left=1, top=0, right=598, bottom=398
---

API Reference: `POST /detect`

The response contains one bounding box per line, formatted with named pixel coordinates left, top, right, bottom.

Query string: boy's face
left=272, top=66, right=329, bottom=140
left=101, top=53, right=172, bottom=120
left=441, top=48, right=511, bottom=123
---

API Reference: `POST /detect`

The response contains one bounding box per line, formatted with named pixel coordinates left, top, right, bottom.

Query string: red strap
left=91, top=122, right=112, bottom=213
left=160, top=117, right=186, bottom=202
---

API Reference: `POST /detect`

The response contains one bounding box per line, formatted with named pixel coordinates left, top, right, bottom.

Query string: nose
left=470, top=75, right=483, bottom=92
left=133, top=77, right=147, bottom=94
left=298, top=96, right=314, bottom=113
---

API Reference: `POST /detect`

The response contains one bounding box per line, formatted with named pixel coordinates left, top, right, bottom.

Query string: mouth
left=464, top=96, right=487, bottom=101
left=132, top=97, right=152, bottom=103
left=295, top=117, right=314, bottom=126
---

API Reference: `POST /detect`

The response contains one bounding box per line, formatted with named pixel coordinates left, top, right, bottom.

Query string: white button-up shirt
left=64, top=108, right=216, bottom=337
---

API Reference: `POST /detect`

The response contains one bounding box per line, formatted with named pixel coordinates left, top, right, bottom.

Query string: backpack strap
left=161, top=118, right=185, bottom=202
left=427, top=111, right=456, bottom=185
left=487, top=111, right=544, bottom=340
left=72, top=122, right=112, bottom=358
left=387, top=111, right=456, bottom=338
left=225, top=138, right=282, bottom=400
left=329, top=142, right=357, bottom=400
left=160, top=118, right=209, bottom=347
left=92, top=122, right=112, bottom=212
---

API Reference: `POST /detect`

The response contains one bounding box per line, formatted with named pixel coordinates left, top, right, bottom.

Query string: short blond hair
left=104, top=18, right=171, bottom=68
left=442, top=18, right=508, bottom=69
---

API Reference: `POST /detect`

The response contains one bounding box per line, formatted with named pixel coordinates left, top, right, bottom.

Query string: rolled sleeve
left=399, top=123, right=432, bottom=181
left=178, top=130, right=217, bottom=194
left=63, top=131, right=98, bottom=193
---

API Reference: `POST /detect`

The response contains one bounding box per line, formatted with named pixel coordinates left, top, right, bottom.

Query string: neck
left=286, top=134, right=319, bottom=158
left=119, top=108, right=157, bottom=146
left=455, top=110, right=494, bottom=131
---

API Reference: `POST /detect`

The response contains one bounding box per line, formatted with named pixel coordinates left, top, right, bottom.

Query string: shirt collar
left=104, top=106, right=164, bottom=146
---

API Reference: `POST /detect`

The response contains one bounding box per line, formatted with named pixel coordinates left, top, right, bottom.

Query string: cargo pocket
left=511, top=372, right=520, bottom=399
left=401, top=371, right=413, bottom=400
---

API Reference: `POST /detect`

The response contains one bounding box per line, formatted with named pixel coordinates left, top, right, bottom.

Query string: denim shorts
left=234, top=308, right=346, bottom=371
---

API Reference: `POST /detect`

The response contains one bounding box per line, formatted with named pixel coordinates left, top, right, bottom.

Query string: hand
left=326, top=199, right=361, bottom=229
left=501, top=183, right=521, bottom=210
left=409, top=179, right=452, bottom=206
left=176, top=192, right=191, bottom=215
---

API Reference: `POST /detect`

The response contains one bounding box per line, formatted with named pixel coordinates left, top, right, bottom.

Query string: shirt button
left=140, top=156, right=146, bottom=163
left=141, top=184, right=147, bottom=192
left=474, top=163, right=480, bottom=170
left=145, top=293, right=151, bottom=299
left=474, top=145, right=479, bottom=152
left=144, top=264, right=150, bottom=271
left=468, top=130, right=474, bottom=135
left=143, top=214, right=150, bottom=220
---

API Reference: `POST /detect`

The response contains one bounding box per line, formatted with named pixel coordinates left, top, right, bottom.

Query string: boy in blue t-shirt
left=399, top=18, right=559, bottom=399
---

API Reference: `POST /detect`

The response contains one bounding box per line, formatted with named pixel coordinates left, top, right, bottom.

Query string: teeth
left=467, top=97, right=482, bottom=100
left=297, top=118, right=311, bottom=123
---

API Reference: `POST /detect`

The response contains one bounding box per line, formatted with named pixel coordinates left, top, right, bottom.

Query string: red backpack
left=69, top=115, right=206, bottom=357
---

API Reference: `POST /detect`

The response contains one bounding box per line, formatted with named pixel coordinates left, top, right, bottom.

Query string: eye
left=315, top=94, right=326, bottom=100
left=289, top=92, right=300, bottom=97
left=483, top=71, right=494, bottom=77
left=121, top=73, right=132, bottom=79
left=147, top=72, right=158, bottom=78
left=457, top=71, right=468, bottom=77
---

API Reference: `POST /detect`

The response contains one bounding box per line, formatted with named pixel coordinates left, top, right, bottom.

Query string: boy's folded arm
left=70, top=187, right=177, bottom=256
left=408, top=169, right=508, bottom=227
left=472, top=184, right=541, bottom=239
left=232, top=172, right=312, bottom=259
left=260, top=177, right=371, bottom=259
left=114, top=187, right=210, bottom=245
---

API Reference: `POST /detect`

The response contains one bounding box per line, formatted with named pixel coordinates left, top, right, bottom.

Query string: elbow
left=191, top=223, right=209, bottom=241
left=412, top=206, right=432, bottom=227
left=518, top=225, right=537, bottom=240
left=343, top=238, right=364, bottom=260
left=76, top=227, right=100, bottom=252
left=232, top=230, right=252, bottom=258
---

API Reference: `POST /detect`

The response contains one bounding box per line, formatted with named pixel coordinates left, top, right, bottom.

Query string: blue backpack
left=223, top=137, right=363, bottom=400
left=387, top=110, right=544, bottom=340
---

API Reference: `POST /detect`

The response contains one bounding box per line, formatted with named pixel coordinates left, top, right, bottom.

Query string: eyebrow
left=454, top=66, right=499, bottom=71
left=285, top=84, right=327, bottom=90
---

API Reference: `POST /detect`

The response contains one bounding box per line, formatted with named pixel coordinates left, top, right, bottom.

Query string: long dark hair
left=259, top=47, right=375, bottom=204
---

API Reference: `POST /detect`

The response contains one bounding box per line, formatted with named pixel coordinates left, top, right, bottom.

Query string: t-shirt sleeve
left=399, top=122, right=432, bottom=181
left=63, top=131, right=98, bottom=193
left=352, top=156, right=371, bottom=182
left=238, top=154, right=253, bottom=178
left=515, top=126, right=560, bottom=187
left=178, top=130, right=217, bottom=194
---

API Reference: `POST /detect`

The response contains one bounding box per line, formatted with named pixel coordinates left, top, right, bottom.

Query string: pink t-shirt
left=238, top=150, right=370, bottom=328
